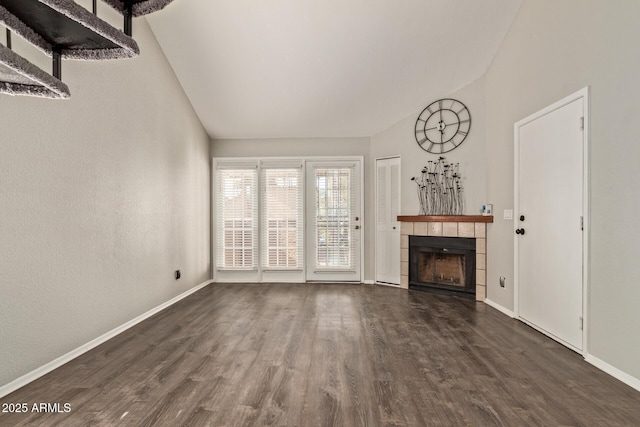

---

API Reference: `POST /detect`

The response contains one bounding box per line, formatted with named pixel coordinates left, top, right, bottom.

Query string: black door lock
left=515, top=228, right=526, bottom=235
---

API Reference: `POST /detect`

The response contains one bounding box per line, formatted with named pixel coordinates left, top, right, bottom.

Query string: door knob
left=515, top=228, right=525, bottom=235
left=355, top=216, right=359, bottom=221
left=355, top=225, right=360, bottom=230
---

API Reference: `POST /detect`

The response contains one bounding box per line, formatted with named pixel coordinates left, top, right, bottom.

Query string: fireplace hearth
left=398, top=216, right=491, bottom=301
left=409, top=235, right=476, bottom=298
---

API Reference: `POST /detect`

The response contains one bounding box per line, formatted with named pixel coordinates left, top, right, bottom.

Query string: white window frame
left=212, top=156, right=363, bottom=284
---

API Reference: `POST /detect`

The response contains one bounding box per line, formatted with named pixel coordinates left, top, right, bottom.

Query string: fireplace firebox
left=409, top=235, right=476, bottom=298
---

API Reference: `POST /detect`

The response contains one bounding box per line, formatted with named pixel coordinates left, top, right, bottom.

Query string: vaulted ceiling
left=147, top=0, right=522, bottom=139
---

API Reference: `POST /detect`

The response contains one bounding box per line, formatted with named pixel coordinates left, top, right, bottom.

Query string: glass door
left=305, top=161, right=362, bottom=282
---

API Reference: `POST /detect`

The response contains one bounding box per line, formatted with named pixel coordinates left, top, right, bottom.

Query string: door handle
left=515, top=228, right=525, bottom=235
left=355, top=225, right=360, bottom=230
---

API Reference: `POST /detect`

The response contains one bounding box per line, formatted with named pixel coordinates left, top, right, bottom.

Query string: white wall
left=211, top=137, right=373, bottom=280
left=0, top=19, right=211, bottom=389
left=370, top=76, right=487, bottom=216
left=484, top=0, right=640, bottom=380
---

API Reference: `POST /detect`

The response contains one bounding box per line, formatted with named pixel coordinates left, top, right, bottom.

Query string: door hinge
left=580, top=216, right=584, bottom=230
left=579, top=316, right=584, bottom=330
left=580, top=116, right=584, bottom=130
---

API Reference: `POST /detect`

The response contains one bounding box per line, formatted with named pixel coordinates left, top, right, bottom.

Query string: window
left=214, top=157, right=361, bottom=281
left=215, top=161, right=303, bottom=271
left=313, top=167, right=354, bottom=269
left=261, top=166, right=304, bottom=269
left=216, top=167, right=258, bottom=269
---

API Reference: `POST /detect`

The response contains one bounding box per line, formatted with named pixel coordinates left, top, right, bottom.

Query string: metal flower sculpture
left=411, top=157, right=464, bottom=215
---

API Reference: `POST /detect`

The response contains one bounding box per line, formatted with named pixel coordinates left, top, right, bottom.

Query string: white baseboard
left=483, top=298, right=515, bottom=318
left=585, top=354, right=640, bottom=393
left=0, top=280, right=214, bottom=399
left=482, top=299, right=640, bottom=393
left=363, top=280, right=375, bottom=285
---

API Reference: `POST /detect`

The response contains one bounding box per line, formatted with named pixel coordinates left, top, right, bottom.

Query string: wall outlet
left=499, top=276, right=506, bottom=288
left=175, top=270, right=181, bottom=280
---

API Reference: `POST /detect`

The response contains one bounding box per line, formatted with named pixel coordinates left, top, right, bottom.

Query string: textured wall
left=485, top=0, right=640, bottom=380
left=0, top=19, right=211, bottom=388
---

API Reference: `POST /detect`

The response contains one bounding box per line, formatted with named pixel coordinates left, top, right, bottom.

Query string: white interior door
left=375, top=157, right=401, bottom=285
left=515, top=93, right=586, bottom=352
left=306, top=161, right=362, bottom=282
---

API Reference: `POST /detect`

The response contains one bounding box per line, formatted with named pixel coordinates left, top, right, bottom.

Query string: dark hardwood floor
left=2, top=283, right=640, bottom=426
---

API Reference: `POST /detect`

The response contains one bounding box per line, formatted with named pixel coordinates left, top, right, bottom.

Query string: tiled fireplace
left=398, top=216, right=493, bottom=301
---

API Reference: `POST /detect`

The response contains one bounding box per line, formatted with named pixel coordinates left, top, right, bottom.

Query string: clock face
left=415, top=98, right=471, bottom=154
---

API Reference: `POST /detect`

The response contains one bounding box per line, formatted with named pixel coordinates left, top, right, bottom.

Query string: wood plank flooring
left=2, top=283, right=640, bottom=426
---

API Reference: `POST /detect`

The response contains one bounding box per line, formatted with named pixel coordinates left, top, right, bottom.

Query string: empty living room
left=1, top=0, right=640, bottom=425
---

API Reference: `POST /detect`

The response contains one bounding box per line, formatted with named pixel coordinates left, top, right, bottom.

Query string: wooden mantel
left=398, top=215, right=494, bottom=223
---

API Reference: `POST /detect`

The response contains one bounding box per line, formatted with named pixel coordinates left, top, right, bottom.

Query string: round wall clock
left=415, top=98, right=471, bottom=154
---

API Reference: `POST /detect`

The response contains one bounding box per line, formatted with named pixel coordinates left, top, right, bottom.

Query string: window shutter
left=260, top=162, right=304, bottom=269
left=313, top=165, right=357, bottom=270
left=216, top=165, right=258, bottom=270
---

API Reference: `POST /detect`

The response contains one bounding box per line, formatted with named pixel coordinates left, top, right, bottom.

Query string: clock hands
left=426, top=120, right=457, bottom=133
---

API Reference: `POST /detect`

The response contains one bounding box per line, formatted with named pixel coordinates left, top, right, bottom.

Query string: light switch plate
left=503, top=209, right=513, bottom=220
